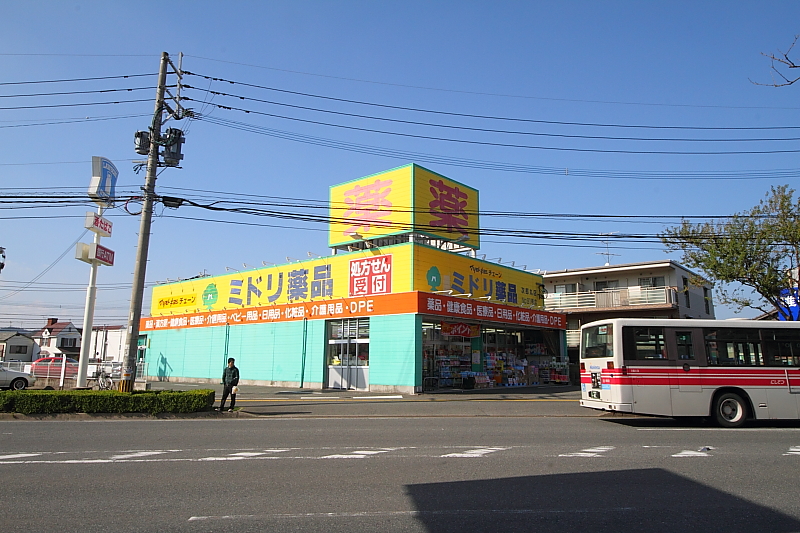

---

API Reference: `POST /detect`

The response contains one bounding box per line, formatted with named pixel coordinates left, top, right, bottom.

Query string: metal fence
left=1, top=360, right=149, bottom=388
left=544, top=286, right=678, bottom=311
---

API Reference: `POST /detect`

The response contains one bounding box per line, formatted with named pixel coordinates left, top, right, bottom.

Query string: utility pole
left=119, top=52, right=185, bottom=392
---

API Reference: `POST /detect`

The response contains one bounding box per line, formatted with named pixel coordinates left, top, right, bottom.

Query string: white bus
left=579, top=318, right=800, bottom=427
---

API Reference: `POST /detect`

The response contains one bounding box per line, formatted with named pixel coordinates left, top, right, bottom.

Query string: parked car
left=30, top=357, right=79, bottom=379
left=0, top=364, right=36, bottom=390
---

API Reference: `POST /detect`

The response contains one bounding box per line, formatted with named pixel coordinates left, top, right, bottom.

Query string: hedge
left=0, top=389, right=215, bottom=415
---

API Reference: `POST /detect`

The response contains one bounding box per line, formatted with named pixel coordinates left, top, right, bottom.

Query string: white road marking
left=300, top=397, right=340, bottom=400
left=109, top=451, right=174, bottom=460
left=188, top=507, right=640, bottom=521
left=672, top=450, right=711, bottom=457
left=229, top=452, right=268, bottom=457
left=352, top=396, right=403, bottom=399
left=783, top=446, right=800, bottom=456
left=559, top=446, right=615, bottom=457
left=320, top=448, right=396, bottom=459
left=441, top=447, right=509, bottom=458
left=0, top=453, right=41, bottom=460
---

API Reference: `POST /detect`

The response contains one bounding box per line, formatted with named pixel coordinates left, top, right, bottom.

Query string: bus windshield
left=582, top=324, right=613, bottom=358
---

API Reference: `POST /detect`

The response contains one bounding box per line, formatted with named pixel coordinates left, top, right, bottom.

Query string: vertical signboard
left=88, top=156, right=118, bottom=207
left=329, top=165, right=413, bottom=246
left=413, top=166, right=480, bottom=249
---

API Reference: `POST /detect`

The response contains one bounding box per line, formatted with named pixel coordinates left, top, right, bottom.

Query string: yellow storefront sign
left=150, top=242, right=542, bottom=317
left=412, top=245, right=542, bottom=308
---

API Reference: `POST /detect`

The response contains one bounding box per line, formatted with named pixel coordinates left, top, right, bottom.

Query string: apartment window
left=59, top=338, right=77, bottom=348
left=10, top=345, right=27, bottom=355
left=682, top=277, right=690, bottom=308
left=638, top=276, right=665, bottom=287
left=41, top=337, right=50, bottom=347
left=594, top=280, right=619, bottom=291
left=554, top=283, right=577, bottom=293
left=703, top=287, right=711, bottom=314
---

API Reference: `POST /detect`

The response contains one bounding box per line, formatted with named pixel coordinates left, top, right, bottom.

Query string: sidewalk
left=146, top=380, right=581, bottom=401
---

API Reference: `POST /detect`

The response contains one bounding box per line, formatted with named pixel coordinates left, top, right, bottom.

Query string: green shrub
left=0, top=389, right=215, bottom=415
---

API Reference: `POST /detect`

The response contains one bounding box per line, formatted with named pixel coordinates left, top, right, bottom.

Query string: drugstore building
left=140, top=164, right=567, bottom=393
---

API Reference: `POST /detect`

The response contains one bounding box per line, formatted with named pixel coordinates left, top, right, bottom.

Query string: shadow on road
left=599, top=416, right=800, bottom=430
left=406, top=468, right=800, bottom=532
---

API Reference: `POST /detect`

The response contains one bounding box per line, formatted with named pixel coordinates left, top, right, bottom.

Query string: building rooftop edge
left=542, top=259, right=711, bottom=284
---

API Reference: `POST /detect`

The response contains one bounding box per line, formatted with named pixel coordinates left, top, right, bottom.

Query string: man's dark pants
left=220, top=384, right=236, bottom=409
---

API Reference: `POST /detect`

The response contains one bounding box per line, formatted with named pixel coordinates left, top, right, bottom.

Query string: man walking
left=216, top=357, right=239, bottom=412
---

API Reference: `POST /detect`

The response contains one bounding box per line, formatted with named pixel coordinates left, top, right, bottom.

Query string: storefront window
left=422, top=321, right=472, bottom=388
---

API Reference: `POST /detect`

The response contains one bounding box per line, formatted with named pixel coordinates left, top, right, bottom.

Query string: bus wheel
left=714, top=393, right=747, bottom=428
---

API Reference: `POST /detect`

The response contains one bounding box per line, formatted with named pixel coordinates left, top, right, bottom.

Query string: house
left=31, top=318, right=82, bottom=359
left=0, top=331, right=40, bottom=362
left=542, top=260, right=715, bottom=375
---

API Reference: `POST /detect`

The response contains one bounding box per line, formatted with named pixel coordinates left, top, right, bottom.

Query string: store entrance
left=326, top=318, right=369, bottom=391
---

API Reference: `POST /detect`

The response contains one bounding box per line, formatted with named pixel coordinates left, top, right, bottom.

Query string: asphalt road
left=2, top=409, right=800, bottom=532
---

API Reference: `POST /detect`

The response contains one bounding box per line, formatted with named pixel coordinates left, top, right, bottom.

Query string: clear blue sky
left=2, top=1, right=800, bottom=328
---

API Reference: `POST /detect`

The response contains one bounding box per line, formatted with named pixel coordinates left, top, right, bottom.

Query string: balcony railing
left=565, top=330, right=581, bottom=347
left=544, top=286, right=677, bottom=311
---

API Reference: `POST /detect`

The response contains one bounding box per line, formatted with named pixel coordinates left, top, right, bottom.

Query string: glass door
left=326, top=319, right=369, bottom=391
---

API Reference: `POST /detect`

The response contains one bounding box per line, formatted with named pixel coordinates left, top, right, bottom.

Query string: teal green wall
left=145, top=314, right=420, bottom=387
left=145, top=319, right=327, bottom=384
left=368, top=314, right=421, bottom=387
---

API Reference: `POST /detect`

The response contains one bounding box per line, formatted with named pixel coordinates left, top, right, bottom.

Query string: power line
left=0, top=87, right=154, bottom=99
left=0, top=114, right=150, bottom=129
left=0, top=73, right=157, bottom=86
left=182, top=58, right=800, bottom=111
left=184, top=85, right=800, bottom=143
left=0, top=190, right=774, bottom=220
left=198, top=112, right=800, bottom=159
left=0, top=229, right=88, bottom=301
left=0, top=98, right=152, bottom=111
left=183, top=72, right=800, bottom=131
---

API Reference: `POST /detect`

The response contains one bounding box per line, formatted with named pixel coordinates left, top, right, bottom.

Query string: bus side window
left=676, top=331, right=695, bottom=360
left=626, top=326, right=666, bottom=360
left=764, top=338, right=800, bottom=367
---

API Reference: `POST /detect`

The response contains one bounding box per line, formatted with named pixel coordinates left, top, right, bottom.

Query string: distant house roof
left=94, top=325, right=125, bottom=330
left=32, top=320, right=76, bottom=338
left=0, top=331, right=34, bottom=343
left=543, top=260, right=710, bottom=284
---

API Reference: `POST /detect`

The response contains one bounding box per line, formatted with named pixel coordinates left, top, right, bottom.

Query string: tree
left=753, top=35, right=800, bottom=87
left=660, top=185, right=800, bottom=319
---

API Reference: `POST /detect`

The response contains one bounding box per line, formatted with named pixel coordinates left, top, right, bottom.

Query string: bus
left=579, top=318, right=800, bottom=427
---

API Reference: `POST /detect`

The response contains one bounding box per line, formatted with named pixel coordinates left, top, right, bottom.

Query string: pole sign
left=88, top=156, right=118, bottom=207
left=84, top=212, right=113, bottom=237
left=91, top=243, right=115, bottom=266
left=76, top=243, right=115, bottom=266
left=778, top=287, right=800, bottom=320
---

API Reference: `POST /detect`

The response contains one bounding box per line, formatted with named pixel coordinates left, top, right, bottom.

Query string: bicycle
left=96, top=368, right=114, bottom=390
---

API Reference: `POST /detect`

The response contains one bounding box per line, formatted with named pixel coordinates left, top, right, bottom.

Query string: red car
left=30, top=357, right=79, bottom=379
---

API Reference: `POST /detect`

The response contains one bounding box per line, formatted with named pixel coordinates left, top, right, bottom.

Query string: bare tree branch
left=751, top=35, right=800, bottom=87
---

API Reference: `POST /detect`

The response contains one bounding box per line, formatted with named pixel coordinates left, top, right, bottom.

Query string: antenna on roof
left=596, top=233, right=621, bottom=266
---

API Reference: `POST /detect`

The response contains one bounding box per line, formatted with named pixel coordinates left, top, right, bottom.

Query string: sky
left=2, top=1, right=800, bottom=328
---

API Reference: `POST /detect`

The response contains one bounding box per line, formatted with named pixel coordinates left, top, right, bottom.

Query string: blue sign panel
left=778, top=287, right=799, bottom=321
left=88, top=156, right=118, bottom=207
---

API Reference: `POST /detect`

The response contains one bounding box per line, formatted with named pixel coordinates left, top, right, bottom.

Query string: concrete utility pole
left=119, top=52, right=170, bottom=392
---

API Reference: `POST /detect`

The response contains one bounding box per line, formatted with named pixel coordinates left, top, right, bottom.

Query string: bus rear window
left=582, top=325, right=613, bottom=358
